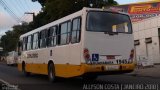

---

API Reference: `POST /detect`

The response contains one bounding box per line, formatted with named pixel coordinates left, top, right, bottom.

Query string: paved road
left=0, top=62, right=160, bottom=90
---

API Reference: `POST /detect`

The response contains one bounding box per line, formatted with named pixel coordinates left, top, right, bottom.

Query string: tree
left=31, top=0, right=118, bottom=26
left=0, top=23, right=29, bottom=52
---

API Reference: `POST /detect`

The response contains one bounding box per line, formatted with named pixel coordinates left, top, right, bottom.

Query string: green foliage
left=0, top=23, right=29, bottom=52
left=33, top=0, right=118, bottom=25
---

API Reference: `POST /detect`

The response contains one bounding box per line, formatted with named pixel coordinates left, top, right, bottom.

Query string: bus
left=6, top=51, right=18, bottom=66
left=17, top=7, right=135, bottom=82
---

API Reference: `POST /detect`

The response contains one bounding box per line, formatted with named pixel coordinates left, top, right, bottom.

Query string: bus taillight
left=84, top=48, right=90, bottom=60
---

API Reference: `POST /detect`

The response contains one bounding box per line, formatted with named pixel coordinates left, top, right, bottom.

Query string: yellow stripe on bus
left=18, top=63, right=135, bottom=78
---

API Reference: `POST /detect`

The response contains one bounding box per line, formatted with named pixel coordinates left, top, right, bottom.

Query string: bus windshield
left=86, top=11, right=132, bottom=34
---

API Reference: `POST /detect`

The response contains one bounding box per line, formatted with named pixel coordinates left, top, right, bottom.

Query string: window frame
left=145, top=37, right=152, bottom=43
left=39, top=29, right=47, bottom=48
left=71, top=16, right=82, bottom=44
left=86, top=11, right=133, bottom=34
left=32, top=32, right=39, bottom=50
left=27, top=35, right=33, bottom=50
left=22, top=37, right=27, bottom=51
left=134, top=40, right=140, bottom=46
left=47, top=25, right=58, bottom=47
left=58, top=20, right=71, bottom=45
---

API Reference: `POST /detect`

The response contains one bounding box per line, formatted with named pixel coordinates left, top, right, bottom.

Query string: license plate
left=106, top=65, right=119, bottom=71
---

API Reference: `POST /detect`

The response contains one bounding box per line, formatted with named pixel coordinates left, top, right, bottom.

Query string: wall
left=133, top=16, right=160, bottom=64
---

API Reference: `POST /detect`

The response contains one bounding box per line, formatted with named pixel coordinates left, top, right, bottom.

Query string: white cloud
left=0, top=9, right=41, bottom=35
left=0, top=12, right=17, bottom=35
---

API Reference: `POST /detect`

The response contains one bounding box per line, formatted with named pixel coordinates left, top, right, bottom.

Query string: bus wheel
left=22, top=62, right=30, bottom=76
left=82, top=75, right=98, bottom=81
left=48, top=63, right=56, bottom=82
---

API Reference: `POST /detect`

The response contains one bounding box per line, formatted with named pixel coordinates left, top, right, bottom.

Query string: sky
left=0, top=0, right=150, bottom=35
left=0, top=0, right=41, bottom=36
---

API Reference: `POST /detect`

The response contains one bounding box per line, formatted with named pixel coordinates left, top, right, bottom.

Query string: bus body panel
left=83, top=32, right=134, bottom=64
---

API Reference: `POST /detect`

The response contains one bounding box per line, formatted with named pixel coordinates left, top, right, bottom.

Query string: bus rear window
left=86, top=11, right=132, bottom=34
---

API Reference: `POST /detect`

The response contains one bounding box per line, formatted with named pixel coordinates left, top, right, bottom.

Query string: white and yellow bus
left=17, top=7, right=135, bottom=82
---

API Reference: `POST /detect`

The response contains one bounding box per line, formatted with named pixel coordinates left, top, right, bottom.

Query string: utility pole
left=24, top=12, right=35, bottom=21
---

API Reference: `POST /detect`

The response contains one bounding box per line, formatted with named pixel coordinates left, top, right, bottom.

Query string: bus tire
left=48, top=63, right=56, bottom=82
left=22, top=62, right=30, bottom=76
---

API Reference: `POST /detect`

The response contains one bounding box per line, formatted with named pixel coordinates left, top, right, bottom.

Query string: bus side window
left=47, top=28, right=53, bottom=47
left=59, top=21, right=71, bottom=45
left=57, top=26, right=61, bottom=45
left=71, top=17, right=81, bottom=43
left=27, top=35, right=32, bottom=50
left=40, top=30, right=47, bottom=48
left=67, top=22, right=71, bottom=43
left=33, top=33, right=39, bottom=49
left=22, top=37, right=25, bottom=51
left=54, top=26, right=58, bottom=46
left=48, top=26, right=57, bottom=47
left=23, top=37, right=27, bottom=51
